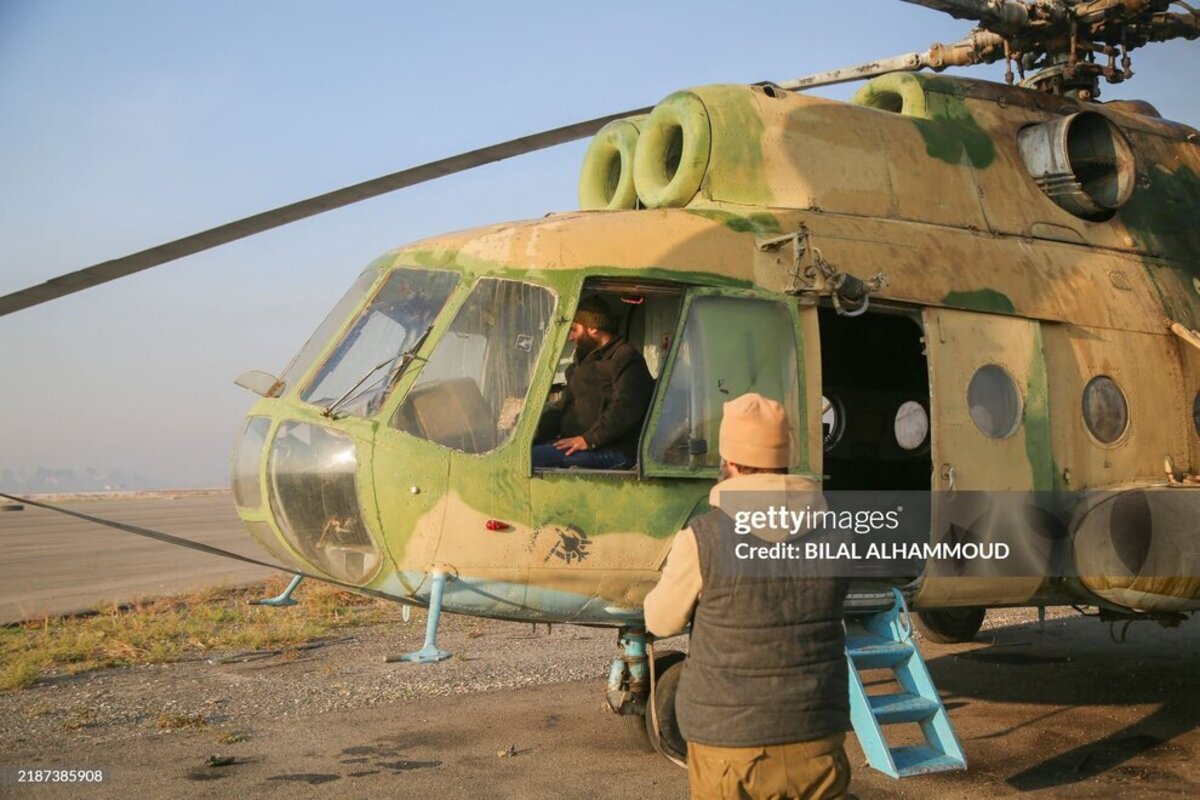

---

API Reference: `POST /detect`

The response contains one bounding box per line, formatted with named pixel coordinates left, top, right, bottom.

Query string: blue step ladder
left=845, top=589, right=967, bottom=778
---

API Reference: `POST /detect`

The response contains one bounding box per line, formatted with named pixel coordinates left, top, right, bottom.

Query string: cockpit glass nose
left=300, top=268, right=459, bottom=416
left=231, top=416, right=271, bottom=508
left=267, top=421, right=380, bottom=583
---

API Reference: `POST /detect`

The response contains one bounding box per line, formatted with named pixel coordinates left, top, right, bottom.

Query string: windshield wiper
left=321, top=324, right=433, bottom=418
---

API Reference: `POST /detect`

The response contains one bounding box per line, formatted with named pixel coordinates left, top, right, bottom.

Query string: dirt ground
left=1, top=606, right=1197, bottom=799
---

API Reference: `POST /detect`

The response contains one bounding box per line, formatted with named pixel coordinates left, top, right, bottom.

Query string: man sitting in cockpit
left=532, top=295, right=654, bottom=470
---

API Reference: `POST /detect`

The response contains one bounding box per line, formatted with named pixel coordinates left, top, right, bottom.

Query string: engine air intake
left=579, top=117, right=645, bottom=210
left=1017, top=112, right=1136, bottom=221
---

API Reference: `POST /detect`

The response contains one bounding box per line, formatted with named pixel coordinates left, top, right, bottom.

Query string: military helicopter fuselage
left=230, top=73, right=1200, bottom=630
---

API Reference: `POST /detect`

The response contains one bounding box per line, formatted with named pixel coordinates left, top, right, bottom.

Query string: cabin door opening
left=817, top=305, right=932, bottom=492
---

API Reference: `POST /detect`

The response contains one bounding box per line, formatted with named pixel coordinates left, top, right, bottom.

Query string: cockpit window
left=646, top=295, right=802, bottom=473
left=393, top=278, right=555, bottom=454
left=279, top=270, right=379, bottom=393
left=300, top=268, right=459, bottom=416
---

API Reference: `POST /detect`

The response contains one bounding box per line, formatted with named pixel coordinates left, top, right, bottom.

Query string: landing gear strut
left=606, top=628, right=687, bottom=760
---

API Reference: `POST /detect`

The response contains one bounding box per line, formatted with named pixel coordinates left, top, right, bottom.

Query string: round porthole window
left=1082, top=376, right=1129, bottom=444
left=822, top=395, right=844, bottom=451
left=968, top=365, right=1022, bottom=439
left=895, top=400, right=929, bottom=450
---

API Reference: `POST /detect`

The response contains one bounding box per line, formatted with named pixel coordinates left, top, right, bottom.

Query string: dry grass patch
left=0, top=576, right=398, bottom=691
left=156, top=712, right=208, bottom=730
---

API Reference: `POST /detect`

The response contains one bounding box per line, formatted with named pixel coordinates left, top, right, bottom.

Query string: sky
left=1, top=0, right=1197, bottom=490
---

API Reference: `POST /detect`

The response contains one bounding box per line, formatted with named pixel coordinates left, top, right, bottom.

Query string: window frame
left=389, top=275, right=560, bottom=456
left=297, top=266, right=461, bottom=416
left=639, top=286, right=808, bottom=479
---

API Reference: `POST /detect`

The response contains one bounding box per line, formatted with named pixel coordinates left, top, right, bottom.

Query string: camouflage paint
left=530, top=473, right=706, bottom=540
left=694, top=85, right=772, bottom=206
left=942, top=289, right=1016, bottom=315
left=1121, top=165, right=1200, bottom=262
left=685, top=208, right=782, bottom=235
left=1023, top=325, right=1059, bottom=493
left=234, top=71, right=1200, bottom=620
left=906, top=76, right=996, bottom=169
left=1122, top=166, right=1200, bottom=329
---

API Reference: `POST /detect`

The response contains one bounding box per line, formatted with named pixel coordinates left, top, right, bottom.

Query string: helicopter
left=2, top=0, right=1199, bottom=768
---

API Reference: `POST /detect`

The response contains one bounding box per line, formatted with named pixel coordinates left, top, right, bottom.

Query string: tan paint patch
left=924, top=307, right=1041, bottom=491
left=401, top=491, right=669, bottom=605
left=1043, top=325, right=1189, bottom=488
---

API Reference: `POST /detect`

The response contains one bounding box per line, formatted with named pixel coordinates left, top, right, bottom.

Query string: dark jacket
left=558, top=337, right=654, bottom=459
left=676, top=508, right=850, bottom=747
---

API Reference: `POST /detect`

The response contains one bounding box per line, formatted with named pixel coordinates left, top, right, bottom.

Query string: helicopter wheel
left=622, top=649, right=686, bottom=755
left=916, top=607, right=986, bottom=643
left=646, top=653, right=688, bottom=763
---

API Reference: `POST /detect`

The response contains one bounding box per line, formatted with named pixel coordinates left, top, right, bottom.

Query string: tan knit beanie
left=719, top=393, right=791, bottom=469
left=573, top=295, right=615, bottom=332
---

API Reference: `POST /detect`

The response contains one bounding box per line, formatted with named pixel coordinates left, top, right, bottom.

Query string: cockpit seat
left=396, top=377, right=497, bottom=453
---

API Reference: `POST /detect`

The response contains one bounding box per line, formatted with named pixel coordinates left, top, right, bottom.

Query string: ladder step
left=846, top=635, right=913, bottom=669
left=889, top=745, right=967, bottom=777
left=844, top=591, right=900, bottom=613
left=845, top=588, right=967, bottom=779
left=867, top=692, right=941, bottom=725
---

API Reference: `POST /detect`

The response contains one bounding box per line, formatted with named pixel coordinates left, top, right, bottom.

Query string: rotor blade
left=1149, top=10, right=1200, bottom=41
left=899, top=0, right=1030, bottom=31
left=778, top=31, right=1005, bottom=91
left=0, top=107, right=651, bottom=318
left=777, top=51, right=931, bottom=90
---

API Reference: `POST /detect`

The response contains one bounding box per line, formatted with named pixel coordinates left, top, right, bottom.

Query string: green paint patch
left=684, top=208, right=782, bottom=234
left=912, top=114, right=994, bottom=169
left=1121, top=165, right=1200, bottom=327
left=942, top=289, right=1015, bottom=314
left=1023, top=327, right=1056, bottom=492
left=853, top=74, right=994, bottom=169
left=531, top=474, right=708, bottom=540
left=911, top=85, right=995, bottom=169
left=1122, top=164, right=1200, bottom=260
left=696, top=85, right=772, bottom=205
left=577, top=266, right=754, bottom=291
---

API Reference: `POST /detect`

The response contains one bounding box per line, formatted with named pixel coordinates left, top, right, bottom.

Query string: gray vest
left=676, top=508, right=850, bottom=747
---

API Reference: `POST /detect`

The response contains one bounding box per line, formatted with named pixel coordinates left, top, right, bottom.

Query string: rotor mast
left=784, top=0, right=1199, bottom=100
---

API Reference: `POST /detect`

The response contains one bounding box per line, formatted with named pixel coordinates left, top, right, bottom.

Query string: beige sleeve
left=643, top=528, right=702, bottom=637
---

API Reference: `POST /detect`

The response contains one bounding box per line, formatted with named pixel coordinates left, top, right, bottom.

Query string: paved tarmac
left=0, top=493, right=280, bottom=623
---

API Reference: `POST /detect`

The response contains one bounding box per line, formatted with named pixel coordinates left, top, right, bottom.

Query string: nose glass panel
left=231, top=416, right=272, bottom=509
left=267, top=421, right=380, bottom=583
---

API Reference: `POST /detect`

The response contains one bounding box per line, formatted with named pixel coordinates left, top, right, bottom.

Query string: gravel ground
left=5, top=605, right=1194, bottom=800
left=0, top=611, right=671, bottom=747
left=0, top=604, right=1054, bottom=750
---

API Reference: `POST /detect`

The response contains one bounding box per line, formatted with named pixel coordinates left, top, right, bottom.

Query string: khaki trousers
left=686, top=732, right=851, bottom=800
